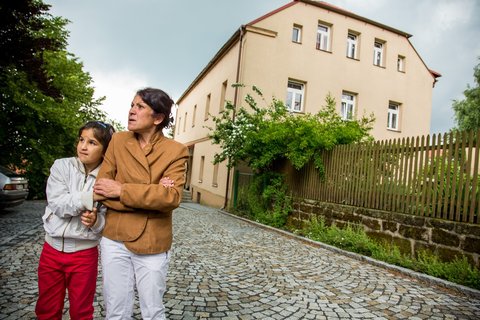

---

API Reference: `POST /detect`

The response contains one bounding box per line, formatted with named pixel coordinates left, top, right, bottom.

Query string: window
left=212, top=163, right=219, bottom=187
left=176, top=117, right=181, bottom=135
left=205, top=94, right=211, bottom=120
left=346, top=32, right=358, bottom=59
left=292, top=24, right=302, bottom=43
left=373, top=40, right=384, bottom=66
left=397, top=55, right=405, bottom=72
left=387, top=102, right=400, bottom=130
left=192, top=105, right=197, bottom=127
left=341, top=92, right=355, bottom=120
left=199, top=156, right=205, bottom=183
left=316, top=23, right=330, bottom=51
left=183, top=112, right=187, bottom=132
left=220, top=80, right=227, bottom=112
left=286, top=80, right=304, bottom=112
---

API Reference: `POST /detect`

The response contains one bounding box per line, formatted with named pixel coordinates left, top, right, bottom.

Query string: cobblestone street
left=1, top=200, right=480, bottom=319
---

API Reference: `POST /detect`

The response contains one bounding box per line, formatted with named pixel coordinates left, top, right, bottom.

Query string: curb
left=212, top=208, right=480, bottom=301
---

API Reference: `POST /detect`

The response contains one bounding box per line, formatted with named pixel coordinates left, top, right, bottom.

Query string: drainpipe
left=222, top=26, right=244, bottom=210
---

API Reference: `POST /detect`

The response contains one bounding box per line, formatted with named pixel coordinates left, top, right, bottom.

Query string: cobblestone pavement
left=1, top=201, right=480, bottom=319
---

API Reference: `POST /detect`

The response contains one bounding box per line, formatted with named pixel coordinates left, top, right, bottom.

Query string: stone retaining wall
left=289, top=199, right=480, bottom=268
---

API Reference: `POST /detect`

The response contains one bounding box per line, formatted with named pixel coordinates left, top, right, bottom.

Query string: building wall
left=174, top=42, right=239, bottom=143
left=188, top=140, right=228, bottom=208
left=175, top=41, right=241, bottom=208
left=175, top=0, right=436, bottom=207
left=242, top=2, right=434, bottom=139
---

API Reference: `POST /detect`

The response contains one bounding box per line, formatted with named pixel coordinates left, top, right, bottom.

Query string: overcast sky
left=44, top=0, right=480, bottom=134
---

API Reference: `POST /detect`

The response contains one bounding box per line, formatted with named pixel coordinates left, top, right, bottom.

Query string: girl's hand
left=160, top=176, right=174, bottom=188
left=81, top=208, right=97, bottom=228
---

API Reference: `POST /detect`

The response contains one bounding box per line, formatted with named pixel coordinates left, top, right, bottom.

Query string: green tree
left=0, top=0, right=117, bottom=198
left=453, top=58, right=480, bottom=131
left=209, top=85, right=375, bottom=174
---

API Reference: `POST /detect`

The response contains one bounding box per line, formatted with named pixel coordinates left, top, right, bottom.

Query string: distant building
left=174, top=0, right=441, bottom=208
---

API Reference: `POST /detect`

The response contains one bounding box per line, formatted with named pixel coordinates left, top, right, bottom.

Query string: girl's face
left=128, top=95, right=165, bottom=134
left=77, top=128, right=104, bottom=172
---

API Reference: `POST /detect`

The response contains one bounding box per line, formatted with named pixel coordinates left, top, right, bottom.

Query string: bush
left=236, top=172, right=292, bottom=228
left=209, top=85, right=374, bottom=174
left=415, top=250, right=480, bottom=288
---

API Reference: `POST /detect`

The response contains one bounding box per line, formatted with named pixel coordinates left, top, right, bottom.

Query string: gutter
left=222, top=26, right=245, bottom=210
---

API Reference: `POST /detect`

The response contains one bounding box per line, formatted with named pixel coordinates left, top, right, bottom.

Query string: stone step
left=181, top=189, right=192, bottom=203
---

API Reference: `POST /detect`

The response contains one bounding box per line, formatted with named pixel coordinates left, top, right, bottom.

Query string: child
left=35, top=121, right=115, bottom=320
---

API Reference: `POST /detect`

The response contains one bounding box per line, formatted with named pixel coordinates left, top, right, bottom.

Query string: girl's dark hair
left=136, top=87, right=174, bottom=130
left=78, top=121, right=115, bottom=154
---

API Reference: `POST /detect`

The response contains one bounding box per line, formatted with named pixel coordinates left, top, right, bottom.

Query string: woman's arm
left=119, top=154, right=188, bottom=212
left=94, top=133, right=128, bottom=209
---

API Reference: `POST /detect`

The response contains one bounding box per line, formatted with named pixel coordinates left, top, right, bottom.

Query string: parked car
left=0, top=165, right=29, bottom=209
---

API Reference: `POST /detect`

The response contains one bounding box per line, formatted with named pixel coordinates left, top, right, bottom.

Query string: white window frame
left=220, top=80, right=227, bottom=112
left=198, top=156, right=205, bottom=183
left=204, top=93, right=211, bottom=120
left=373, top=41, right=384, bottom=66
left=346, top=33, right=357, bottom=59
left=316, top=23, right=330, bottom=51
left=292, top=25, right=302, bottom=43
left=192, top=105, right=196, bottom=127
left=212, top=163, right=219, bottom=187
left=183, top=112, right=187, bottom=132
left=341, top=92, right=355, bottom=120
left=387, top=102, right=400, bottom=130
left=397, top=55, right=405, bottom=72
left=286, top=81, right=304, bottom=112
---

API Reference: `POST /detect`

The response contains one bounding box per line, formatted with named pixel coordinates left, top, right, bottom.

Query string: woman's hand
left=160, top=176, right=174, bottom=188
left=94, top=178, right=122, bottom=198
left=81, top=208, right=97, bottom=228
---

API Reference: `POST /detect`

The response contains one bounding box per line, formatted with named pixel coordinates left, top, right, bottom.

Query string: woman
left=94, top=87, right=189, bottom=319
left=36, top=120, right=115, bottom=320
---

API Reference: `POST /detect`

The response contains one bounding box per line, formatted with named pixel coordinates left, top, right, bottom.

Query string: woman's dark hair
left=78, top=121, right=115, bottom=154
left=136, top=87, right=174, bottom=130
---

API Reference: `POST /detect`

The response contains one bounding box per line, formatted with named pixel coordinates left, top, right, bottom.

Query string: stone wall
left=289, top=199, right=480, bottom=268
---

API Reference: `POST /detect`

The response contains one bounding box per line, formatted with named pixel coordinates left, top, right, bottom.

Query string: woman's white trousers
left=100, top=237, right=170, bottom=320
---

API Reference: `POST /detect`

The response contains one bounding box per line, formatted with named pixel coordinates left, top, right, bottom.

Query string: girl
left=35, top=121, right=115, bottom=320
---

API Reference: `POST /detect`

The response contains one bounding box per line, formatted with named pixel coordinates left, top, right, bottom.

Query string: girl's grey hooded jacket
left=42, top=157, right=105, bottom=253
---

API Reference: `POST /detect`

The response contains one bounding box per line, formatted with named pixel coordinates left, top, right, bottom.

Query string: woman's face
left=128, top=95, right=164, bottom=134
left=77, top=128, right=104, bottom=171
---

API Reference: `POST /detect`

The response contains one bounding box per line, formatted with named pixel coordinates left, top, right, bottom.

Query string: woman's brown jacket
left=97, top=131, right=189, bottom=254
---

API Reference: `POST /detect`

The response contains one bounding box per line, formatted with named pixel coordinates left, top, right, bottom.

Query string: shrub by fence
left=232, top=130, right=480, bottom=266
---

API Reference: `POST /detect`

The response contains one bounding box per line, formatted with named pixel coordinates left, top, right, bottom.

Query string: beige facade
left=174, top=0, right=440, bottom=208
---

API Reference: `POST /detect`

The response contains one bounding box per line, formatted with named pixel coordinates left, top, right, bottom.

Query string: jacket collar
left=72, top=157, right=101, bottom=178
left=125, top=130, right=165, bottom=171
left=138, top=130, right=165, bottom=147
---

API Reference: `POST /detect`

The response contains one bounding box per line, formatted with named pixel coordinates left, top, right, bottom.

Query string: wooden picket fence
left=278, top=130, right=480, bottom=224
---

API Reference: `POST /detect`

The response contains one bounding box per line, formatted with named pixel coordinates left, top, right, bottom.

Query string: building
left=174, top=0, right=441, bottom=208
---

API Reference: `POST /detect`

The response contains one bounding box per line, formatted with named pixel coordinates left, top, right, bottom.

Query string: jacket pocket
left=42, top=208, right=66, bottom=236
